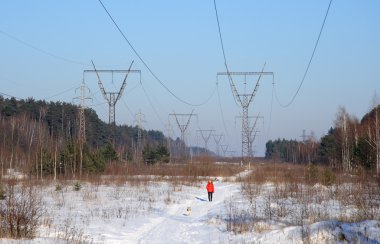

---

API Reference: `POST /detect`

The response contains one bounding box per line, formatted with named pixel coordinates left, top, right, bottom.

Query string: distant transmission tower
left=135, top=109, right=146, bottom=153
left=212, top=134, right=223, bottom=156
left=249, top=114, right=263, bottom=157
left=73, top=81, right=92, bottom=145
left=164, top=122, right=174, bottom=163
left=85, top=60, right=140, bottom=125
left=300, top=129, right=308, bottom=142
left=221, top=144, right=229, bottom=157
left=197, top=129, right=215, bottom=155
left=250, top=131, right=260, bottom=157
left=73, top=80, right=92, bottom=177
left=217, top=67, right=273, bottom=162
left=169, top=111, right=196, bottom=156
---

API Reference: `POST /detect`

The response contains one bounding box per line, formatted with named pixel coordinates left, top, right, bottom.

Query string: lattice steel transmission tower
left=164, top=122, right=174, bottom=163
left=221, top=144, right=229, bottom=157
left=73, top=80, right=92, bottom=177
left=213, top=134, right=223, bottom=156
left=134, top=109, right=146, bottom=153
left=197, top=129, right=215, bottom=155
left=85, top=60, right=140, bottom=125
left=249, top=114, right=263, bottom=157
left=236, top=114, right=263, bottom=157
left=169, top=111, right=196, bottom=156
left=73, top=81, right=92, bottom=145
left=217, top=68, right=273, bottom=162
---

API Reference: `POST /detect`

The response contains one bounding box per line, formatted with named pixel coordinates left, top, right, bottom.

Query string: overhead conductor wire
left=97, top=0, right=216, bottom=107
left=274, top=0, right=333, bottom=108
left=0, top=29, right=123, bottom=68
left=213, top=0, right=236, bottom=138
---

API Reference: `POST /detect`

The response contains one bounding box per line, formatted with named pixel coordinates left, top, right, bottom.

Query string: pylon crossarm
left=183, top=110, right=195, bottom=132
left=247, top=63, right=266, bottom=105
left=115, top=60, right=134, bottom=102
left=91, top=60, right=109, bottom=102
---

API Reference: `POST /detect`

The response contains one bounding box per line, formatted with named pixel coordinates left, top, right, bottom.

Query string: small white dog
left=185, top=207, right=192, bottom=216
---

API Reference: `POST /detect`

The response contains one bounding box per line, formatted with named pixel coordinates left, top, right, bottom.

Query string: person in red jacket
left=206, top=180, right=214, bottom=202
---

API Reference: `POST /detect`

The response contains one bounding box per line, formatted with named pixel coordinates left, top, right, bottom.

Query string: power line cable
left=274, top=0, right=333, bottom=108
left=88, top=101, right=108, bottom=107
left=216, top=81, right=230, bottom=138
left=264, top=80, right=275, bottom=143
left=44, top=85, right=78, bottom=100
left=140, top=80, right=165, bottom=127
left=97, top=0, right=216, bottom=107
left=213, top=0, right=229, bottom=70
left=0, top=29, right=123, bottom=68
left=0, top=91, right=22, bottom=100
left=213, top=0, right=243, bottom=108
left=87, top=86, right=109, bottom=114
left=0, top=29, right=89, bottom=66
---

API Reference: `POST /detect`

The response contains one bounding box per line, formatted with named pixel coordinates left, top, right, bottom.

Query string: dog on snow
left=185, top=207, right=192, bottom=216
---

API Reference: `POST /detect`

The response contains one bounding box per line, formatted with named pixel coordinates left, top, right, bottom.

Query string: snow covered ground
left=1, top=170, right=380, bottom=243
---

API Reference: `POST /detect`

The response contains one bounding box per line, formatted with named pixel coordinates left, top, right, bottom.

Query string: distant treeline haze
left=266, top=105, right=380, bottom=174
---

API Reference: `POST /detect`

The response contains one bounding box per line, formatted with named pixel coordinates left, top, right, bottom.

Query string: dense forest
left=0, top=96, right=172, bottom=178
left=266, top=105, right=380, bottom=174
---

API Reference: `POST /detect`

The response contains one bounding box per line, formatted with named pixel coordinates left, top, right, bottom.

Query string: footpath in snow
left=128, top=178, right=240, bottom=244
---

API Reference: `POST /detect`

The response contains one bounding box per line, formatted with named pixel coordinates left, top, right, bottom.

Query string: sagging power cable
left=97, top=0, right=216, bottom=107
left=274, top=0, right=333, bottom=108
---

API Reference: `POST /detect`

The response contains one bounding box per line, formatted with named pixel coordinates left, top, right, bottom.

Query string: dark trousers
left=208, top=192, right=213, bottom=202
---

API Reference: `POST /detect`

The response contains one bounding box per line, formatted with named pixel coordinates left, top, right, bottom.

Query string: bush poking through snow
left=0, top=181, right=44, bottom=238
left=55, top=184, right=62, bottom=191
left=73, top=182, right=81, bottom=191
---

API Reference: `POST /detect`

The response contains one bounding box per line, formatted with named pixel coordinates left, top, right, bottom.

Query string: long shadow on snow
left=195, top=197, right=207, bottom=202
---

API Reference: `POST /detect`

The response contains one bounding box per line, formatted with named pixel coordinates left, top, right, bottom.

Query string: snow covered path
left=130, top=180, right=240, bottom=244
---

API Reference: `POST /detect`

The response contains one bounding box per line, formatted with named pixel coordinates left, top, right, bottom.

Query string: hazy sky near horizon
left=1, top=0, right=379, bottom=156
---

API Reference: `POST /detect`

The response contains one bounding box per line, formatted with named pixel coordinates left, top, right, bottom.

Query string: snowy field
left=1, top=169, right=380, bottom=243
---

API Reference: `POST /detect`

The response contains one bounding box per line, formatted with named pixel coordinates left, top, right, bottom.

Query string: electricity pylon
left=221, top=144, right=229, bottom=157
left=73, top=81, right=92, bottom=145
left=212, top=134, right=223, bottom=156
left=164, top=122, right=174, bottom=163
left=235, top=114, right=264, bottom=157
left=197, top=129, right=215, bottom=155
left=249, top=114, right=263, bottom=157
left=73, top=80, right=92, bottom=177
left=250, top=131, right=260, bottom=157
left=217, top=66, right=273, bottom=162
left=300, top=129, right=309, bottom=142
left=134, top=109, right=146, bottom=154
left=85, top=60, right=140, bottom=125
left=169, top=111, right=196, bottom=156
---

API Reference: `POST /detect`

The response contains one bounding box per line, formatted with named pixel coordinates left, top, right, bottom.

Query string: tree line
left=0, top=96, right=172, bottom=178
left=265, top=104, right=380, bottom=174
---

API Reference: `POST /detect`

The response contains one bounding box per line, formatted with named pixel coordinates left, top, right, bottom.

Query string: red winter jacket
left=206, top=182, right=214, bottom=193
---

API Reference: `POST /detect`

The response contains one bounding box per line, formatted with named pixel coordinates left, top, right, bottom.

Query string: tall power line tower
left=197, top=129, right=215, bottom=155
left=249, top=114, right=263, bottom=157
left=221, top=144, right=229, bottom=157
left=218, top=69, right=273, bottom=162
left=73, top=81, right=92, bottom=145
left=84, top=61, right=141, bottom=125
left=135, top=109, right=146, bottom=153
left=73, top=80, right=92, bottom=177
left=169, top=111, right=196, bottom=156
left=213, top=134, right=223, bottom=156
left=164, top=122, right=174, bottom=163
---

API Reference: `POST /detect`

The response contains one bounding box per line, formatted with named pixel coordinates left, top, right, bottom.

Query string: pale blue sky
left=1, top=0, right=379, bottom=156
